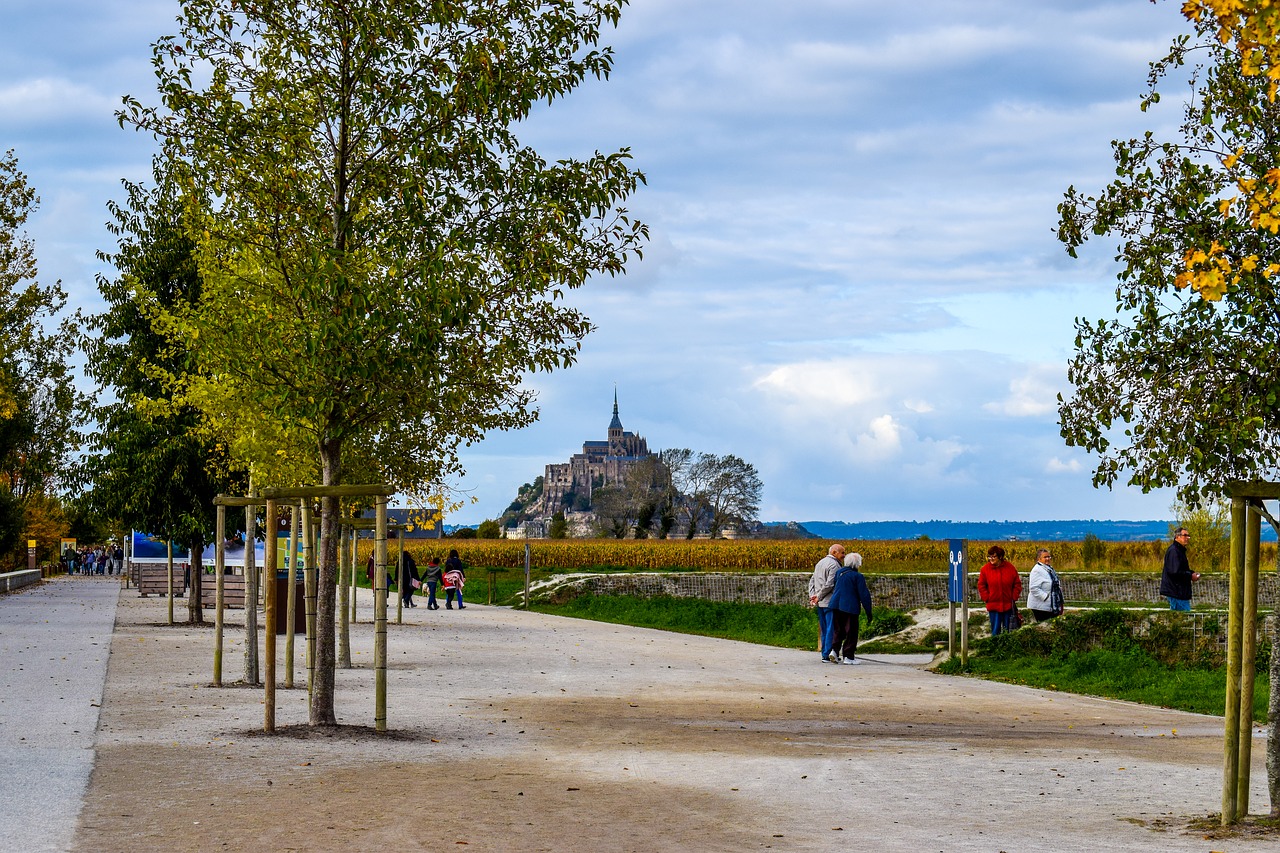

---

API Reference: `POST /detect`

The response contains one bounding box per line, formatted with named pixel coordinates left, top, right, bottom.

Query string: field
left=373, top=537, right=1269, bottom=574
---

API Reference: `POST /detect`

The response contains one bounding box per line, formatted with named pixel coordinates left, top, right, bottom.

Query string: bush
left=1081, top=532, right=1106, bottom=569
left=476, top=519, right=502, bottom=539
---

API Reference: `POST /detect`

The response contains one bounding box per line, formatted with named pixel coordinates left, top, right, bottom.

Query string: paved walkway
left=0, top=576, right=119, bottom=852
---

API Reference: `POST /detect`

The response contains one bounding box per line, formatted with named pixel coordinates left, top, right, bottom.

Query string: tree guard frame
left=214, top=485, right=393, bottom=733
left=1222, top=481, right=1270, bottom=824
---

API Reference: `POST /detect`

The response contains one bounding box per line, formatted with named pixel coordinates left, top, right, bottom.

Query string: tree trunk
left=187, top=533, right=205, bottom=624
left=310, top=436, right=342, bottom=725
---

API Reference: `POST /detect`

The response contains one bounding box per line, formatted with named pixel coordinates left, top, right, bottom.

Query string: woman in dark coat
left=828, top=553, right=873, bottom=664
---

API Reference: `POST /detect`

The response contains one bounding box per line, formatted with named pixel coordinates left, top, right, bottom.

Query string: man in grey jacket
left=808, top=544, right=845, bottom=663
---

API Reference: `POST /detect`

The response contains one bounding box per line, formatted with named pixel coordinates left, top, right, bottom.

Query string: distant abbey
left=538, top=391, right=656, bottom=516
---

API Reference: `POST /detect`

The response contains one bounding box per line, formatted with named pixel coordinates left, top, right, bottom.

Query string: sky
left=1, top=1, right=1197, bottom=525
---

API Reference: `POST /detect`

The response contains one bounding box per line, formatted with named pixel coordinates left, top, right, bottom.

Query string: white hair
left=843, top=553, right=862, bottom=568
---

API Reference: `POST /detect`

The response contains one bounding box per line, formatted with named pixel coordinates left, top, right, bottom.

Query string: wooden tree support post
left=375, top=496, right=388, bottom=732
left=1238, top=502, right=1261, bottom=816
left=1223, top=497, right=1245, bottom=824
left=214, top=504, right=226, bottom=687
left=264, top=499, right=278, bottom=733
left=166, top=540, right=174, bottom=625
left=395, top=529, right=405, bottom=624
left=304, top=502, right=317, bottom=701
left=244, top=489, right=259, bottom=686
left=349, top=526, right=358, bottom=626
left=338, top=523, right=352, bottom=669
left=285, top=504, right=299, bottom=689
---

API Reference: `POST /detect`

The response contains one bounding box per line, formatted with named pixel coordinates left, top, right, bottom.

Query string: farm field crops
left=361, top=537, right=1260, bottom=574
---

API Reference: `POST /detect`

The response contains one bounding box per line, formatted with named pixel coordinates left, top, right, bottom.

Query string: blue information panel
left=948, top=539, right=967, bottom=603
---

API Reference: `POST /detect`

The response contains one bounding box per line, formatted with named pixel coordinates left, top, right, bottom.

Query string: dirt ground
left=75, top=586, right=1274, bottom=852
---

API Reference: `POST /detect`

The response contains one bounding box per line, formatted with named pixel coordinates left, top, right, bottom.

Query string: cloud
left=0, top=78, right=117, bottom=125
left=1046, top=457, right=1083, bottom=474
left=984, top=369, right=1063, bottom=417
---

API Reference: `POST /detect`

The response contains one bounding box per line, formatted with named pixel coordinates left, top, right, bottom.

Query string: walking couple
left=809, top=543, right=873, bottom=665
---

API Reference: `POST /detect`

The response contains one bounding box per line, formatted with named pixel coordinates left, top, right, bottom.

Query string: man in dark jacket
left=1159, top=527, right=1199, bottom=611
left=399, top=548, right=419, bottom=608
left=829, top=553, right=874, bottom=664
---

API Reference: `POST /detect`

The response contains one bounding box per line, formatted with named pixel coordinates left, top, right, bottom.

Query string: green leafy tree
left=548, top=510, right=568, bottom=539
left=666, top=449, right=763, bottom=538
left=1056, top=16, right=1280, bottom=815
left=476, top=518, right=501, bottom=539
left=123, top=0, right=646, bottom=724
left=82, top=168, right=246, bottom=623
left=0, top=149, right=83, bottom=567
left=1081, top=532, right=1106, bottom=570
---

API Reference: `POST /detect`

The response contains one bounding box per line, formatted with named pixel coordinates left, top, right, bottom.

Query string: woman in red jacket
left=977, top=545, right=1022, bottom=637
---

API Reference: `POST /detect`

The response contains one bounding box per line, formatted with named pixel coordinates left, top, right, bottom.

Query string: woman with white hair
left=828, top=552, right=873, bottom=665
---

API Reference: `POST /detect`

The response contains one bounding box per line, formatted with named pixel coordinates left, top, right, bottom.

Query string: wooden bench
left=134, top=563, right=188, bottom=597
left=200, top=571, right=248, bottom=610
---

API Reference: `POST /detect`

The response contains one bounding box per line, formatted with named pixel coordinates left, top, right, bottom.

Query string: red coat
left=977, top=561, right=1022, bottom=612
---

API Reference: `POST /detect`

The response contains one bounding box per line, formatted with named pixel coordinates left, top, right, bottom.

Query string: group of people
left=62, top=544, right=123, bottom=576
left=976, top=545, right=1065, bottom=636
left=366, top=547, right=467, bottom=611
left=808, top=543, right=874, bottom=664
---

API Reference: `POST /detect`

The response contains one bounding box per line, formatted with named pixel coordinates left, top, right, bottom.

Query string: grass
left=935, top=607, right=1272, bottom=721
left=529, top=594, right=910, bottom=652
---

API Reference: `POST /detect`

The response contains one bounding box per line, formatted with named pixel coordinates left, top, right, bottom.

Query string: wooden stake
left=264, top=499, right=278, bottom=733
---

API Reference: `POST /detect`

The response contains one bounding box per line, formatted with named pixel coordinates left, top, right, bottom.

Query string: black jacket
left=1159, top=541, right=1192, bottom=599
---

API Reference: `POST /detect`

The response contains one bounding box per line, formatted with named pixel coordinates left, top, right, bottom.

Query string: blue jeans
left=988, top=609, right=1014, bottom=637
left=817, top=606, right=834, bottom=657
left=1167, top=597, right=1191, bottom=611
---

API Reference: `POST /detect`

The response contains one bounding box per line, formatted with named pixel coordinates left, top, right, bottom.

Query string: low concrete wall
left=532, top=571, right=1280, bottom=610
left=0, top=569, right=41, bottom=594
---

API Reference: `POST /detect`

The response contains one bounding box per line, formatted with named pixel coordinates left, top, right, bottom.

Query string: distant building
left=539, top=391, right=656, bottom=516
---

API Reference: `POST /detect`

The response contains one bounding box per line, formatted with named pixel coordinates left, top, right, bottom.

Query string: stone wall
left=532, top=571, right=1280, bottom=610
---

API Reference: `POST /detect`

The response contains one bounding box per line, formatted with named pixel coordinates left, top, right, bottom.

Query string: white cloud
left=1046, top=457, right=1083, bottom=474
left=984, top=371, right=1062, bottom=418
left=0, top=78, right=116, bottom=124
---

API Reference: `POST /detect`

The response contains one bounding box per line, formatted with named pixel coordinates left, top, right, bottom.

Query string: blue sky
left=2, top=1, right=1194, bottom=524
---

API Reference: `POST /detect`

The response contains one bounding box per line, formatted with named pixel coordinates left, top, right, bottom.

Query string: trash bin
left=273, top=574, right=307, bottom=634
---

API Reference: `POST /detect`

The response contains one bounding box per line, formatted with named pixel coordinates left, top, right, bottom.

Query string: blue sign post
left=947, top=539, right=967, bottom=603
left=947, top=539, right=969, bottom=662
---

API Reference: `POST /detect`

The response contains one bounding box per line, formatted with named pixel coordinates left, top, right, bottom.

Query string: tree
left=123, top=0, right=646, bottom=725
left=476, top=518, right=501, bottom=539
left=1056, top=12, right=1280, bottom=815
left=82, top=168, right=246, bottom=623
left=666, top=449, right=762, bottom=538
left=0, top=149, right=83, bottom=567
left=590, top=484, right=630, bottom=538
left=548, top=510, right=568, bottom=539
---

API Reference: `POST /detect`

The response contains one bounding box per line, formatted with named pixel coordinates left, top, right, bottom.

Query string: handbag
left=1008, top=607, right=1023, bottom=630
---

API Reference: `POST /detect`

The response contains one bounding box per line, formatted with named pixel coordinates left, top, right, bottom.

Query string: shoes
left=825, top=651, right=839, bottom=663
left=457, top=605, right=465, bottom=609
left=842, top=657, right=861, bottom=665
left=446, top=605, right=453, bottom=610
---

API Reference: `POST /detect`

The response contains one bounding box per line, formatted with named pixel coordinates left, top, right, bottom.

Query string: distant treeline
left=794, top=519, right=1263, bottom=542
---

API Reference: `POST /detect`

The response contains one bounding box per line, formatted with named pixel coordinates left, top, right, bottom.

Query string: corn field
left=367, top=538, right=1273, bottom=574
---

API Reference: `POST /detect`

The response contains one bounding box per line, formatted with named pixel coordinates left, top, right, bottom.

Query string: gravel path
left=5, top=577, right=1274, bottom=851
left=0, top=576, right=119, bottom=852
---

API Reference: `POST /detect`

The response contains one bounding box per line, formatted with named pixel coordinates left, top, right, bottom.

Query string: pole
left=264, top=499, right=278, bottom=733
left=214, top=505, right=226, bottom=687
left=166, top=540, right=174, bottom=625
left=338, top=523, right=352, bottom=669
left=244, top=482, right=259, bottom=686
left=960, top=573, right=969, bottom=668
left=524, top=542, right=531, bottom=610
left=375, top=497, right=388, bottom=732
left=948, top=601, right=956, bottom=659
left=1237, top=502, right=1261, bottom=815
left=285, top=504, right=299, bottom=689
left=304, top=502, right=317, bottom=701
left=349, top=528, right=358, bottom=625
left=1223, top=496, right=1246, bottom=824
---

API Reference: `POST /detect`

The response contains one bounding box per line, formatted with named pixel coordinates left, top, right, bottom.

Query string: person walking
left=808, top=544, right=845, bottom=663
left=1159, top=527, right=1199, bottom=611
left=443, top=549, right=466, bottom=609
left=1026, top=548, right=1064, bottom=623
left=977, top=545, right=1022, bottom=637
left=422, top=557, right=442, bottom=610
left=829, top=552, right=873, bottom=665
left=399, top=547, right=420, bottom=608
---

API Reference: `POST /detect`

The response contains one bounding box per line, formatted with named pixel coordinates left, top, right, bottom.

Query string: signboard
left=28, top=539, right=37, bottom=570
left=948, top=539, right=967, bottom=603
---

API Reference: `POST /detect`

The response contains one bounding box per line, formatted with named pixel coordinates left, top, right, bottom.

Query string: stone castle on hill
left=538, top=392, right=656, bottom=516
